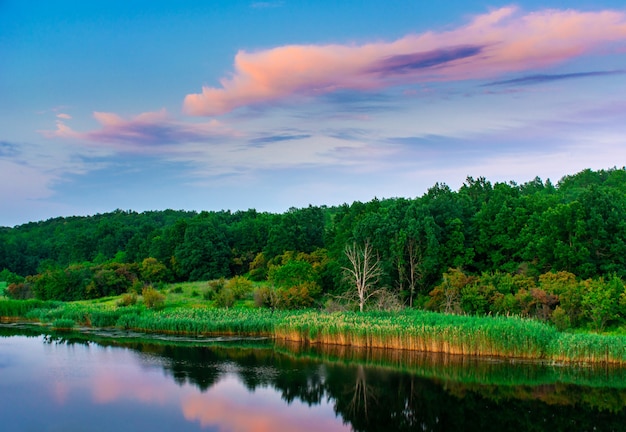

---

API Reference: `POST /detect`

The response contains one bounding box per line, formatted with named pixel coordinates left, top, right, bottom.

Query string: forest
left=2, top=167, right=626, bottom=332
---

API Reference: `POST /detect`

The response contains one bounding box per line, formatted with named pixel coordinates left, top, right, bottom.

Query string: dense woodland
left=2, top=167, right=626, bottom=330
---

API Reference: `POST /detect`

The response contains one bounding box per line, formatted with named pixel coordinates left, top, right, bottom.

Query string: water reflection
left=2, top=325, right=626, bottom=431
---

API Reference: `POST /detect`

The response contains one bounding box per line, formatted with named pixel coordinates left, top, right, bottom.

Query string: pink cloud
left=181, top=387, right=348, bottom=432
left=42, top=109, right=236, bottom=148
left=183, top=6, right=626, bottom=116
left=56, top=113, right=72, bottom=120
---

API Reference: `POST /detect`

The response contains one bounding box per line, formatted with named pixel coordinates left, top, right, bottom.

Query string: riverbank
left=2, top=298, right=626, bottom=364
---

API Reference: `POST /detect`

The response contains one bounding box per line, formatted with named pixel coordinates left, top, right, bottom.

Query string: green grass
left=4, top=283, right=626, bottom=364
left=52, top=318, right=75, bottom=330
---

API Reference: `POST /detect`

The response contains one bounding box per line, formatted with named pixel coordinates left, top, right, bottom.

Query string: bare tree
left=346, top=365, right=377, bottom=419
left=343, top=241, right=383, bottom=312
left=405, top=237, right=424, bottom=308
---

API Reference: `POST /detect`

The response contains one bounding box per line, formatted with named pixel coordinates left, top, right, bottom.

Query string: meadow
left=3, top=281, right=626, bottom=365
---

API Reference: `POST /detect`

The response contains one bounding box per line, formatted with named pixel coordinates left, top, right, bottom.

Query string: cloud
left=181, top=381, right=347, bottom=432
left=249, top=133, right=311, bottom=146
left=183, top=6, right=626, bottom=116
left=370, top=45, right=485, bottom=74
left=0, top=141, right=20, bottom=157
left=485, top=70, right=626, bottom=86
left=56, top=113, right=72, bottom=119
left=42, top=109, right=236, bottom=149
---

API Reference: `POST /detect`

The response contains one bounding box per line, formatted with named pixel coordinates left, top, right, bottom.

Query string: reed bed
left=5, top=298, right=626, bottom=364
left=0, top=299, right=60, bottom=317
left=274, top=310, right=558, bottom=360
left=115, top=307, right=281, bottom=335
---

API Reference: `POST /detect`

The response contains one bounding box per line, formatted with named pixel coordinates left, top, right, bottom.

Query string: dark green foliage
left=1, top=167, right=626, bottom=324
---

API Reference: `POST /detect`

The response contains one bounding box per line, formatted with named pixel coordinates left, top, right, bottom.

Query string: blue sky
left=1, top=1, right=626, bottom=227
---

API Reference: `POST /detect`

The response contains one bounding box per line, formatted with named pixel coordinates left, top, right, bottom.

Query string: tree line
left=1, top=167, right=626, bottom=327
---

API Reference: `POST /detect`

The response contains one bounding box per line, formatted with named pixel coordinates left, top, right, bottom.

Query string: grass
left=4, top=283, right=626, bottom=364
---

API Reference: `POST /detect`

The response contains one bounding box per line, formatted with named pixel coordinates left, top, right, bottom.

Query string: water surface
left=1, top=325, right=626, bottom=431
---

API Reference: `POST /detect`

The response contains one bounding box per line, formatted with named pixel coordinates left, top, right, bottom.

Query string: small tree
left=343, top=241, right=382, bottom=312
left=142, top=285, right=165, bottom=309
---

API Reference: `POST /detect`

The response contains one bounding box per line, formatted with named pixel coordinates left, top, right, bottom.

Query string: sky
left=1, top=1, right=626, bottom=227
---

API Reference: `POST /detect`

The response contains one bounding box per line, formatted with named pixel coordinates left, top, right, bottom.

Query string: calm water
left=2, top=325, right=626, bottom=432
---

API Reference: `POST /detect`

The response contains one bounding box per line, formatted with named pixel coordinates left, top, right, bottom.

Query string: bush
left=142, top=286, right=165, bottom=309
left=117, top=291, right=137, bottom=307
left=374, top=289, right=403, bottom=312
left=253, top=286, right=276, bottom=308
left=226, top=276, right=254, bottom=299
left=551, top=305, right=571, bottom=331
left=208, top=278, right=226, bottom=291
left=6, top=282, right=34, bottom=300
left=215, top=288, right=235, bottom=308
left=276, top=282, right=320, bottom=309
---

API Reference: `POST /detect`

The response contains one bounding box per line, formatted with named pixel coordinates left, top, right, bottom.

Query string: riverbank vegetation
left=3, top=290, right=626, bottom=364
left=2, top=167, right=626, bottom=360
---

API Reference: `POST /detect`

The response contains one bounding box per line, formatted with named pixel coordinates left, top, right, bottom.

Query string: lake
left=1, top=324, right=626, bottom=431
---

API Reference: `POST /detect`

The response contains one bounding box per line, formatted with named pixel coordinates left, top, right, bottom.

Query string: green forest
left=2, top=167, right=626, bottom=332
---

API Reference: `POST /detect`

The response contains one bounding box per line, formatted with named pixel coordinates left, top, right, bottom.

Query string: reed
left=273, top=310, right=558, bottom=360
left=5, top=297, right=626, bottom=364
left=0, top=299, right=59, bottom=317
left=115, top=307, right=281, bottom=335
left=52, top=318, right=75, bottom=330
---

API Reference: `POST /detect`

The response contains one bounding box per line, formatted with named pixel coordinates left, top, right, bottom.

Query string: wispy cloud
left=183, top=6, right=626, bottom=116
left=0, top=141, right=20, bottom=158
left=485, top=70, right=626, bottom=86
left=249, top=133, right=311, bottom=146
left=42, top=109, right=237, bottom=149
left=370, top=45, right=485, bottom=74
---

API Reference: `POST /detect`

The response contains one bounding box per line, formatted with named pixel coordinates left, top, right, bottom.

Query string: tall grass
left=0, top=299, right=60, bottom=317
left=274, top=310, right=558, bottom=359
left=4, top=297, right=626, bottom=364
left=116, top=308, right=281, bottom=335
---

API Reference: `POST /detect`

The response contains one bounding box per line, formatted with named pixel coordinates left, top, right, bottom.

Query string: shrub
left=551, top=305, right=571, bottom=331
left=253, top=286, right=276, bottom=308
left=226, top=276, right=254, bottom=299
left=208, top=278, right=226, bottom=291
left=142, top=286, right=165, bottom=309
left=6, top=282, right=34, bottom=299
left=117, top=291, right=137, bottom=307
left=374, top=289, right=403, bottom=312
left=276, top=282, right=320, bottom=309
left=215, top=288, right=235, bottom=308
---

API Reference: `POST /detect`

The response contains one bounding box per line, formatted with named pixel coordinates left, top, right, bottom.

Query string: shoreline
left=3, top=305, right=626, bottom=365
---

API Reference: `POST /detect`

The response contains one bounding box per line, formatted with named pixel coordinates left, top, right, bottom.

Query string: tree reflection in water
left=111, top=337, right=626, bottom=432
left=5, top=326, right=626, bottom=432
